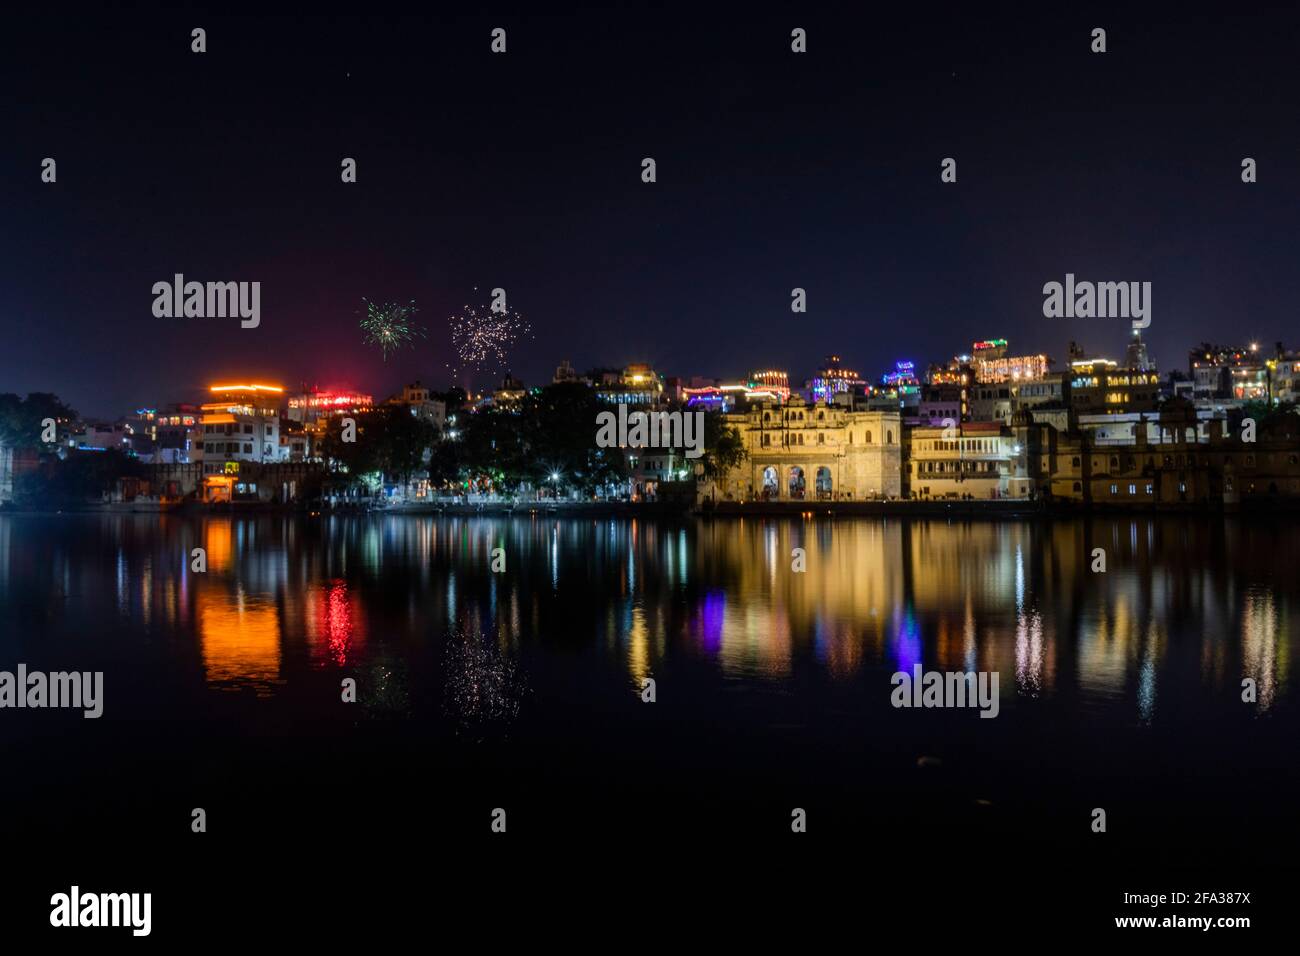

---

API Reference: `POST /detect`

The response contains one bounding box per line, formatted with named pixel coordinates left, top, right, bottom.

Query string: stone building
left=710, top=396, right=902, bottom=501
left=1039, top=401, right=1300, bottom=506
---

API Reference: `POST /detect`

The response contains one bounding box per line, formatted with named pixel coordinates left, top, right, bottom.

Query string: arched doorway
left=788, top=466, right=806, bottom=500
left=815, top=466, right=833, bottom=500
left=761, top=466, right=779, bottom=500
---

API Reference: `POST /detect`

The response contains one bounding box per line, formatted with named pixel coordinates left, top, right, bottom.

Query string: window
left=244, top=443, right=252, bottom=454
left=1128, top=484, right=1137, bottom=495
left=1145, top=484, right=1153, bottom=495
left=1110, top=484, right=1118, bottom=494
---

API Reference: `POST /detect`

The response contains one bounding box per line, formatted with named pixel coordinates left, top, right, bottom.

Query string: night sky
left=3, top=6, right=1298, bottom=418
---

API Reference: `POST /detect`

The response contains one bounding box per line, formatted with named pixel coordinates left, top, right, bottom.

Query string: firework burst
left=445, top=288, right=534, bottom=376
left=359, top=298, right=424, bottom=360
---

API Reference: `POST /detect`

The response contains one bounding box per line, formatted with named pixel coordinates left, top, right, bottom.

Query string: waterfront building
left=708, top=396, right=902, bottom=501
left=1036, top=397, right=1300, bottom=506
left=151, top=404, right=202, bottom=463
left=902, top=420, right=1040, bottom=499
left=199, top=383, right=285, bottom=501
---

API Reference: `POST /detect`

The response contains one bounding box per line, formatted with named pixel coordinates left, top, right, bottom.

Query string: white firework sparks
left=445, top=288, right=533, bottom=375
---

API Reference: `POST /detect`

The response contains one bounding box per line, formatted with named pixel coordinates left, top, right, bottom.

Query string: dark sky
left=3, top=5, right=1298, bottom=418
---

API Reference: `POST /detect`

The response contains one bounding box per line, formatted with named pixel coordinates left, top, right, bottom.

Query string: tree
left=696, top=411, right=747, bottom=481
left=0, top=392, right=77, bottom=450
left=13, top=447, right=144, bottom=508
left=379, top=405, right=438, bottom=485
left=523, top=382, right=627, bottom=493
left=319, top=412, right=384, bottom=486
left=319, top=406, right=438, bottom=488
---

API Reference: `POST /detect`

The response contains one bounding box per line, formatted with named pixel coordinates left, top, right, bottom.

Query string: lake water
left=1, top=512, right=1295, bottom=927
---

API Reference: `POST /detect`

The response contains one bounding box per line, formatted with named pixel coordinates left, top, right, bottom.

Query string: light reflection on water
left=0, top=514, right=1293, bottom=727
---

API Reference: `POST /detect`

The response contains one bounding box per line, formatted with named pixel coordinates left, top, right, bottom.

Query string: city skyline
left=13, top=325, right=1280, bottom=423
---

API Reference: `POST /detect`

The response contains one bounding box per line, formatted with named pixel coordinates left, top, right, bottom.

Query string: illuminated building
left=704, top=396, right=903, bottom=501
left=971, top=373, right=1069, bottom=424
left=973, top=346, right=1051, bottom=384
left=1266, top=346, right=1300, bottom=405
left=682, top=372, right=790, bottom=412
left=145, top=403, right=202, bottom=464
left=1188, top=343, right=1270, bottom=401
left=925, top=356, right=974, bottom=419
left=903, top=420, right=1039, bottom=499
left=1041, top=410, right=1300, bottom=506
left=881, top=361, right=921, bottom=394
left=199, top=383, right=285, bottom=500
left=596, top=363, right=664, bottom=406
left=806, top=355, right=866, bottom=403
left=287, top=387, right=374, bottom=424
left=749, top=369, right=791, bottom=401
left=972, top=338, right=1008, bottom=360
left=1069, top=359, right=1161, bottom=415
left=490, top=374, right=528, bottom=409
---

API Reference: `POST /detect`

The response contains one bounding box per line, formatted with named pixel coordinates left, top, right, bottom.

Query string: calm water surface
left=1, top=513, right=1296, bottom=863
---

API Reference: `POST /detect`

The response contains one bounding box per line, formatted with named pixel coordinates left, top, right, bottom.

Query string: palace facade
left=709, top=397, right=903, bottom=501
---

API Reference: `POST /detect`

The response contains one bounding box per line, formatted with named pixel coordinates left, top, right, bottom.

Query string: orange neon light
left=210, top=384, right=284, bottom=393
